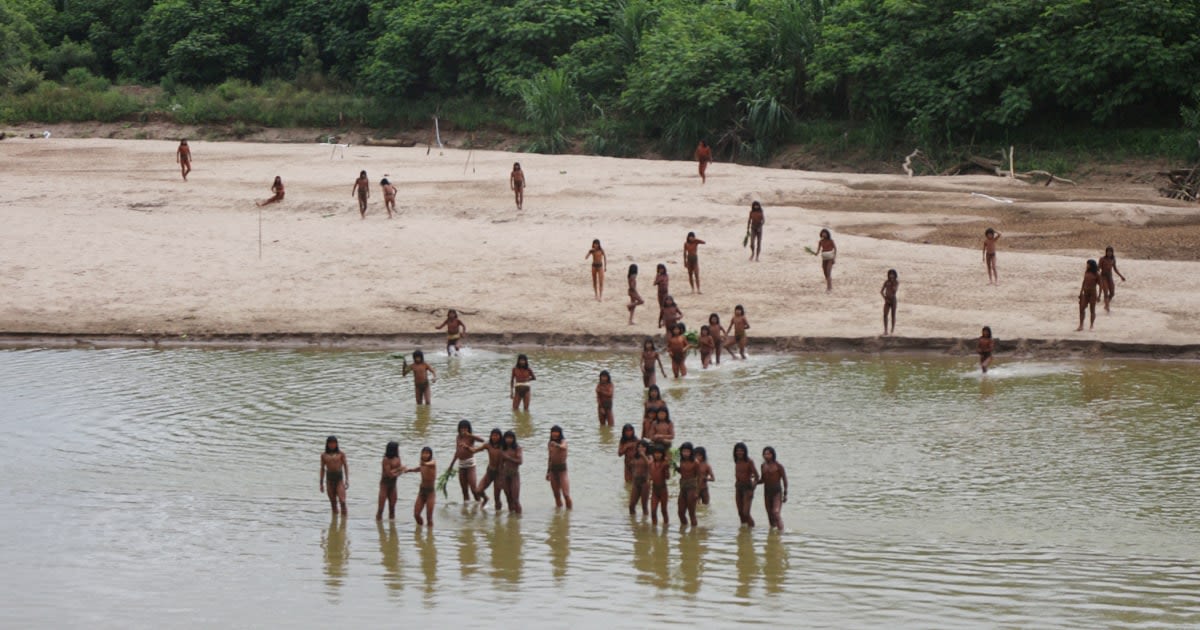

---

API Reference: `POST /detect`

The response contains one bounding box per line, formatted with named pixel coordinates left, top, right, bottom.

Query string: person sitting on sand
left=380, top=178, right=397, bottom=218
left=257, top=176, right=285, bottom=206
left=983, top=228, right=1002, bottom=285
left=510, top=162, right=525, bottom=210
left=1078, top=259, right=1101, bottom=331
left=352, top=170, right=370, bottom=219
left=176, top=139, right=191, bottom=181
left=977, top=326, right=995, bottom=373
left=881, top=269, right=899, bottom=336
left=1098, top=246, right=1126, bottom=313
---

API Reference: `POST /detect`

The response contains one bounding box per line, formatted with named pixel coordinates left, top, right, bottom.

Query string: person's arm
left=460, top=321, right=467, bottom=335
left=513, top=447, right=524, bottom=466
left=351, top=181, right=357, bottom=196
left=743, top=318, right=750, bottom=330
left=602, top=251, right=607, bottom=271
left=750, top=461, right=759, bottom=485
left=341, top=454, right=349, bottom=488
left=510, top=371, right=516, bottom=396
left=781, top=465, right=789, bottom=502
left=881, top=282, right=888, bottom=298
left=428, top=366, right=437, bottom=382
left=1115, top=262, right=1126, bottom=281
left=435, top=318, right=447, bottom=330
left=698, top=239, right=706, bottom=245
left=656, top=355, right=667, bottom=377
left=528, top=369, right=536, bottom=382
left=982, top=240, right=987, bottom=260
left=706, top=466, right=716, bottom=483
left=319, top=458, right=326, bottom=491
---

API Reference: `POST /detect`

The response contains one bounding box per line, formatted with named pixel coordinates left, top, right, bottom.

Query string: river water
left=1, top=347, right=1198, bottom=627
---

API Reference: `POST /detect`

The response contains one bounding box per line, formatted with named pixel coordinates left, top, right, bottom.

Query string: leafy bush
left=4, top=63, right=44, bottom=94
left=519, top=68, right=580, bottom=153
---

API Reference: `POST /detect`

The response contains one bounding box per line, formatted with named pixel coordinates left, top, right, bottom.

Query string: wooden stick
left=902, top=148, right=922, bottom=177
left=258, top=208, right=263, bottom=260
left=1009, top=145, right=1015, bottom=178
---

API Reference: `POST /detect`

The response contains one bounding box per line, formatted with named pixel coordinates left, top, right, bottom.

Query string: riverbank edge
left=2, top=332, right=1197, bottom=362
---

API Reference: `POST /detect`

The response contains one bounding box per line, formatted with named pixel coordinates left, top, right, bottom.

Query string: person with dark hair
left=376, top=441, right=403, bottom=520
left=449, top=420, right=485, bottom=504
left=596, top=370, right=615, bottom=426
left=649, top=407, right=675, bottom=451
left=642, top=384, right=666, bottom=438
left=733, top=442, right=759, bottom=527
left=500, top=431, right=524, bottom=514
left=658, top=295, right=683, bottom=334
left=881, top=269, right=899, bottom=336
left=380, top=177, right=397, bottom=218
left=510, top=162, right=525, bottom=210
left=683, top=232, right=707, bottom=294
left=724, top=305, right=750, bottom=360
left=435, top=309, right=467, bottom=356
left=667, top=323, right=689, bottom=378
left=759, top=446, right=788, bottom=530
left=473, top=429, right=505, bottom=510
left=708, top=313, right=728, bottom=365
left=629, top=441, right=652, bottom=516
left=586, top=239, right=607, bottom=301
left=694, top=140, right=712, bottom=183
left=815, top=229, right=837, bottom=292
left=401, top=350, right=436, bottom=405
left=176, top=139, right=191, bottom=181
left=641, top=339, right=667, bottom=389
left=352, top=170, right=370, bottom=218
left=695, top=446, right=715, bottom=506
left=983, top=227, right=1002, bottom=285
left=649, top=445, right=671, bottom=525
left=1098, top=246, right=1126, bottom=313
left=618, top=424, right=639, bottom=483
left=510, top=354, right=535, bottom=411
left=698, top=325, right=714, bottom=368
left=627, top=264, right=644, bottom=325
left=747, top=201, right=764, bottom=260
left=404, top=447, right=437, bottom=526
left=546, top=425, right=573, bottom=509
left=676, top=442, right=699, bottom=528
left=653, top=263, right=669, bottom=310
left=1078, top=259, right=1101, bottom=331
left=977, top=326, right=995, bottom=374
left=320, top=436, right=349, bottom=515
left=257, top=176, right=285, bottom=207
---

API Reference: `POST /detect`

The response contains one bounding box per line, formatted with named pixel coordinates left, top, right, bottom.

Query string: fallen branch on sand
left=1158, top=158, right=1200, bottom=202
left=935, top=152, right=1076, bottom=186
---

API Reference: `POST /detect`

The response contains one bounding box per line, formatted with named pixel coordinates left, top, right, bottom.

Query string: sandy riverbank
left=2, top=135, right=1198, bottom=353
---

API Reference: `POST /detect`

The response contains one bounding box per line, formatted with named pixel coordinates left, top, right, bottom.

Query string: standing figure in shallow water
left=733, top=442, right=759, bottom=527
left=376, top=441, right=403, bottom=520
left=500, top=431, right=524, bottom=514
left=546, top=425, right=573, bottom=509
left=977, top=326, right=995, bottom=374
left=320, top=435, right=349, bottom=515
left=510, top=354, right=535, bottom=411
left=404, top=447, right=437, bottom=527
left=759, top=446, right=788, bottom=530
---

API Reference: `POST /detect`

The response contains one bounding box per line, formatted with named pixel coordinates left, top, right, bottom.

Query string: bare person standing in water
left=404, top=447, right=437, bottom=527
left=586, top=239, right=607, bottom=301
left=352, top=170, right=370, bottom=218
left=684, top=232, right=707, bottom=294
left=510, top=354, right=535, bottom=411
left=320, top=436, right=349, bottom=515
left=376, top=441, right=403, bottom=520
left=510, top=162, right=525, bottom=210
left=1098, top=246, right=1126, bottom=312
left=977, top=326, right=995, bottom=373
left=983, top=228, right=1002, bottom=285
left=546, top=425, right=573, bottom=509
left=401, top=350, right=436, bottom=405
left=1078, top=259, right=1101, bottom=331
left=435, top=309, right=466, bottom=355
left=747, top=201, right=764, bottom=261
left=448, top=420, right=485, bottom=504
left=733, top=442, right=759, bottom=527
left=759, top=446, right=788, bottom=530
left=176, top=139, right=191, bottom=180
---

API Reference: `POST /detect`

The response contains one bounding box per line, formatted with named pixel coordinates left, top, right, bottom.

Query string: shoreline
left=3, top=332, right=1198, bottom=362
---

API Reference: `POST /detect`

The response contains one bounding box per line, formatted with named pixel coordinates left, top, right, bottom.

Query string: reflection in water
left=547, top=512, right=570, bottom=581
left=377, top=521, right=402, bottom=593
left=762, top=531, right=788, bottom=594
left=321, top=515, right=349, bottom=599
left=412, top=405, right=433, bottom=437
left=512, top=410, right=534, bottom=438
left=457, top=526, right=479, bottom=579
left=414, top=529, right=437, bottom=603
left=1080, top=364, right=1115, bottom=403
left=677, top=528, right=708, bottom=595
left=735, top=530, right=759, bottom=599
left=980, top=377, right=996, bottom=401
left=883, top=363, right=901, bottom=396
left=489, top=516, right=524, bottom=586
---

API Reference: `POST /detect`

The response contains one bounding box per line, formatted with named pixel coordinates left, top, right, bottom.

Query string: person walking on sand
left=257, top=176, right=285, bottom=206
left=1099, top=246, right=1126, bottom=313
left=814, top=229, right=837, bottom=292
left=380, top=178, right=397, bottom=219
left=626, top=264, right=645, bottom=325
left=510, top=162, right=525, bottom=210
left=977, top=326, right=995, bottom=374
left=684, top=232, right=706, bottom=294
left=320, top=436, right=349, bottom=516
left=403, top=447, right=437, bottom=527
left=694, top=140, right=712, bottom=184
left=352, top=170, right=370, bottom=219
left=176, top=139, right=191, bottom=181
left=546, top=425, right=573, bottom=509
left=1078, top=259, right=1101, bottom=332
left=586, top=239, right=607, bottom=301
left=747, top=201, right=764, bottom=261
left=983, top=228, right=1002, bottom=285
left=881, top=269, right=899, bottom=336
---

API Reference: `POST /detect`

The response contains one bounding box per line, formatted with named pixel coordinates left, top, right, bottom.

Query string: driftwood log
left=1158, top=164, right=1200, bottom=201
left=917, top=150, right=1076, bottom=186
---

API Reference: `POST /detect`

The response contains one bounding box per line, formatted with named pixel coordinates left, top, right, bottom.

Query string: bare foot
left=480, top=494, right=488, bottom=507
left=415, top=515, right=424, bottom=525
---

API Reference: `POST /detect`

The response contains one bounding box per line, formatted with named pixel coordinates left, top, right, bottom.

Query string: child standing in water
left=733, top=442, right=759, bottom=527
left=352, top=170, right=370, bottom=219
left=546, top=425, right=573, bottom=509
left=1098, top=246, right=1126, bottom=313
left=449, top=420, right=485, bottom=504
left=257, top=176, right=285, bottom=206
left=596, top=370, right=615, bottom=426
left=977, top=326, right=995, bottom=373
left=380, top=178, right=397, bottom=218
left=759, top=447, right=788, bottom=530
left=698, top=325, right=715, bottom=368
left=510, top=354, right=535, bottom=411
left=435, top=309, right=467, bottom=355
left=176, top=139, right=191, bottom=181
left=629, top=441, right=652, bottom=516
left=708, top=313, right=727, bottom=365
left=404, top=447, right=437, bottom=527
left=983, top=228, right=1002, bottom=285
left=642, top=385, right=666, bottom=437
left=618, top=424, right=640, bottom=483
left=667, top=323, right=689, bottom=378
left=586, top=239, right=607, bottom=301
left=881, top=269, right=899, bottom=336
left=500, top=431, right=523, bottom=514
left=653, top=264, right=669, bottom=309
left=649, top=445, right=672, bottom=524
left=641, top=339, right=667, bottom=389
left=683, top=232, right=707, bottom=294
left=1078, top=259, right=1101, bottom=331
left=649, top=407, right=675, bottom=451
left=510, top=162, right=525, bottom=210
left=695, top=446, right=715, bottom=506
left=676, top=442, right=700, bottom=528
left=473, top=428, right=505, bottom=511
left=725, top=305, right=750, bottom=359
left=320, top=436, right=349, bottom=515
left=401, top=350, right=436, bottom=405
left=658, top=296, right=683, bottom=334
left=627, top=264, right=645, bottom=324
left=815, top=229, right=837, bottom=292
left=376, top=441, right=403, bottom=520
left=747, top=201, right=764, bottom=261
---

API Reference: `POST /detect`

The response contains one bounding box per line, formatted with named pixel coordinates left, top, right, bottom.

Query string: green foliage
left=39, top=37, right=100, bottom=80
left=0, top=2, right=45, bottom=73
left=63, top=67, right=111, bottom=91
left=3, top=81, right=142, bottom=122
left=4, top=63, right=45, bottom=95
left=519, top=68, right=580, bottom=153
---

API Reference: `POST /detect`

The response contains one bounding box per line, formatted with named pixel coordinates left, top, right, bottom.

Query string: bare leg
left=388, top=486, right=397, bottom=519
left=336, top=481, right=347, bottom=515
left=509, top=476, right=522, bottom=514
left=425, top=494, right=435, bottom=527
left=413, top=495, right=425, bottom=525
left=377, top=483, right=387, bottom=520
left=823, top=260, right=834, bottom=292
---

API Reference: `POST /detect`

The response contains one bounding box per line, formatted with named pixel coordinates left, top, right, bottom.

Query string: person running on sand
left=448, top=420, right=485, bottom=504
left=649, top=445, right=672, bottom=524
left=641, top=339, right=667, bottom=389
left=676, top=442, right=700, bottom=528
left=596, top=370, right=615, bottom=426
left=257, top=176, right=285, bottom=206
left=747, top=201, right=764, bottom=261
left=881, top=269, right=899, bottom=336
left=724, top=305, right=750, bottom=359
left=759, top=446, right=788, bottom=530
left=510, top=162, right=525, bottom=210
left=376, top=441, right=403, bottom=520
left=667, top=323, right=689, bottom=378
left=653, top=264, right=669, bottom=309
left=977, top=326, right=995, bottom=374
left=176, top=139, right=191, bottom=181
left=1078, top=259, right=1101, bottom=332
left=586, top=239, right=607, bottom=301
left=733, top=442, right=759, bottom=527
left=629, top=440, right=652, bottom=516
left=694, top=140, right=712, bottom=184
left=473, top=428, right=505, bottom=510
left=627, top=264, right=645, bottom=324
left=352, top=170, right=370, bottom=219
left=401, top=350, right=436, bottom=405
left=403, top=447, right=437, bottom=526
left=546, top=425, right=573, bottom=509
left=698, top=325, right=715, bottom=368
left=500, top=430, right=524, bottom=514
left=708, top=313, right=728, bottom=365
left=684, top=232, right=707, bottom=294
left=695, top=446, right=715, bottom=506
left=320, top=435, right=349, bottom=515
left=658, top=296, right=683, bottom=334
left=435, top=309, right=467, bottom=356
left=983, top=228, right=1002, bottom=285
left=510, top=354, right=535, bottom=411
left=1099, top=246, right=1126, bottom=313
left=815, top=229, right=837, bottom=292
left=380, top=178, right=397, bottom=218
left=618, top=424, right=639, bottom=483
